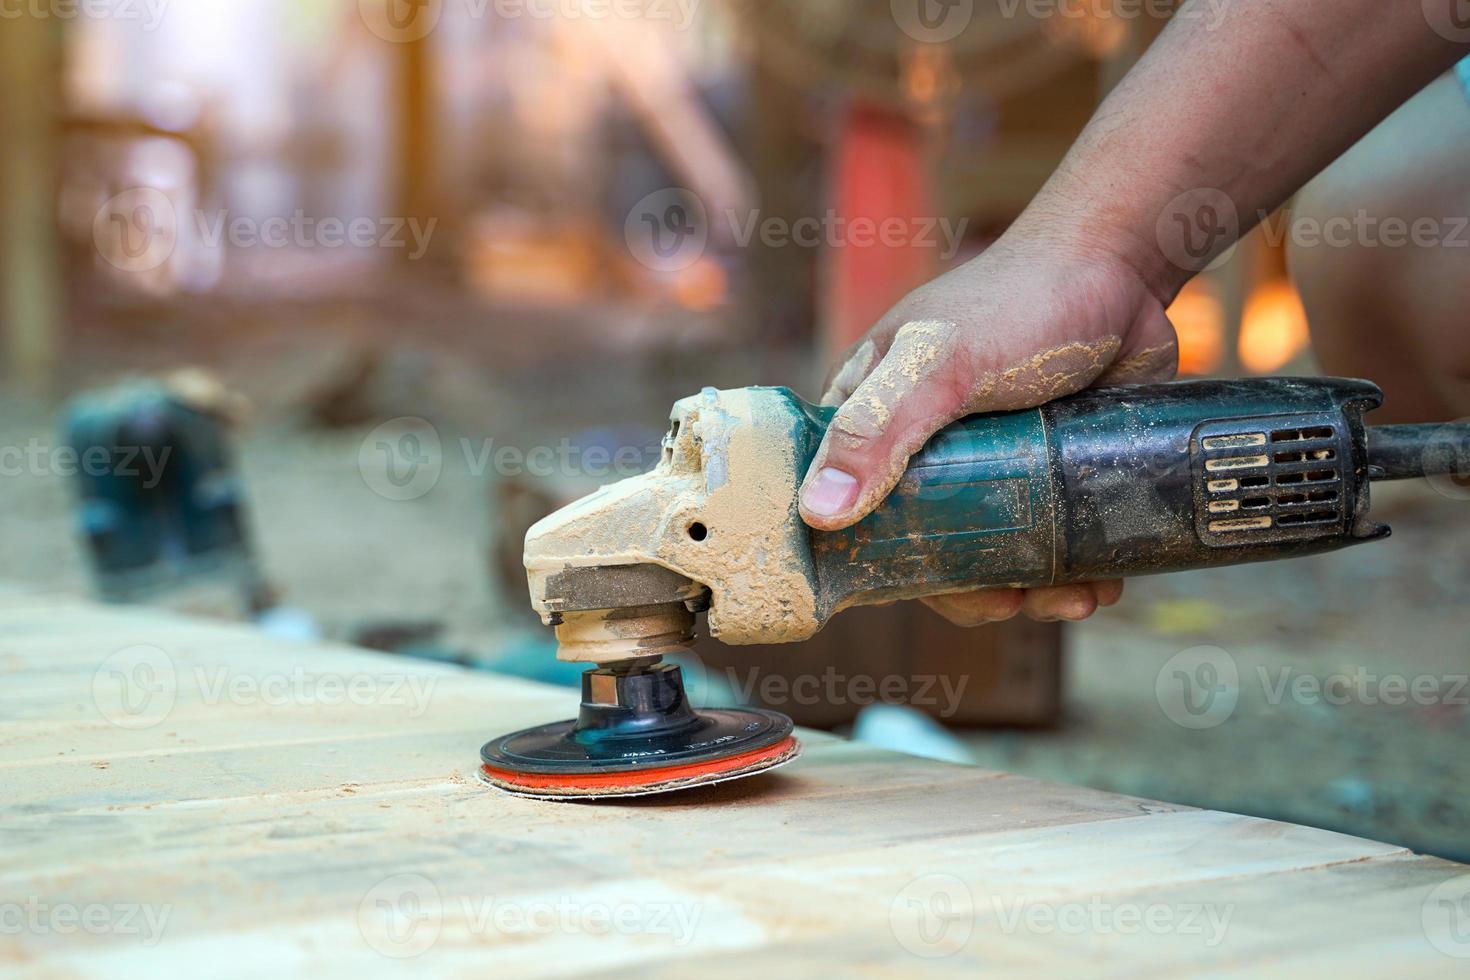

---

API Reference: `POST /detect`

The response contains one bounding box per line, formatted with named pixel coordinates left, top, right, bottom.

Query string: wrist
left=1021, top=165, right=1204, bottom=307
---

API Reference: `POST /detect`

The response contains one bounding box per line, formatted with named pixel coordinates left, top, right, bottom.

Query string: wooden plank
left=1, top=597, right=1465, bottom=977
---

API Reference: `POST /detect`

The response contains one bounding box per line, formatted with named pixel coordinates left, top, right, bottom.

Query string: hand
left=799, top=213, right=1179, bottom=624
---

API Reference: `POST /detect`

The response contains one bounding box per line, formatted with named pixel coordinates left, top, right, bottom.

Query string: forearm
left=1031, top=0, right=1468, bottom=300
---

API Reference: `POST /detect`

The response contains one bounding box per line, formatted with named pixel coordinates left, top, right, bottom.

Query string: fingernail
left=802, top=467, right=860, bottom=518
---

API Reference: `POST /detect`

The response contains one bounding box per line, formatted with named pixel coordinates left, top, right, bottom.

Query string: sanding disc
left=479, top=707, right=799, bottom=801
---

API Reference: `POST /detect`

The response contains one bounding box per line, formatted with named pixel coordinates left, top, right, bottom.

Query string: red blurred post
left=822, top=102, right=936, bottom=358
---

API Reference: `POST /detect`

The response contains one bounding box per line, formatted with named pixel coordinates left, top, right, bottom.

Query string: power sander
left=480, top=377, right=1470, bottom=800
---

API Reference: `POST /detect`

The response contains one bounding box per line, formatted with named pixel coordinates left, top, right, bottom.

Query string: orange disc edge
left=480, top=735, right=799, bottom=792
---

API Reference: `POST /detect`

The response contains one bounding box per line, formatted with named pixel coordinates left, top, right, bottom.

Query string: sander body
left=481, top=377, right=1465, bottom=799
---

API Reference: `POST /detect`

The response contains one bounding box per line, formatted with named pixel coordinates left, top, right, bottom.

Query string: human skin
left=1290, top=73, right=1470, bottom=425
left=800, top=0, right=1469, bottom=624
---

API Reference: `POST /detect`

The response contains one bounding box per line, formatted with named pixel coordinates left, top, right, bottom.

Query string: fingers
left=923, top=580, right=1126, bottom=628
left=1021, top=580, right=1126, bottom=621
left=1092, top=578, right=1125, bottom=608
left=800, top=322, right=966, bottom=530
left=922, top=590, right=1025, bottom=627
left=820, top=338, right=882, bottom=407
left=1095, top=305, right=1179, bottom=386
left=819, top=309, right=913, bottom=406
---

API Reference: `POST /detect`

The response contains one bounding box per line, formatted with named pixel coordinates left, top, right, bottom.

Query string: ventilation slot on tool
left=1206, top=455, right=1270, bottom=472
left=1274, top=448, right=1336, bottom=464
left=1278, top=510, right=1337, bottom=527
left=1277, top=469, right=1336, bottom=485
left=1197, top=419, right=1345, bottom=543
left=1271, top=427, right=1335, bottom=442
left=1208, top=516, right=1273, bottom=533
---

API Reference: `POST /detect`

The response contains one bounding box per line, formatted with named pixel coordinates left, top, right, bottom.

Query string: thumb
left=799, top=322, right=967, bottom=531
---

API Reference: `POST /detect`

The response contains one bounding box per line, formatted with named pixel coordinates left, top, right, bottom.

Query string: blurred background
left=2, top=0, right=1466, bottom=858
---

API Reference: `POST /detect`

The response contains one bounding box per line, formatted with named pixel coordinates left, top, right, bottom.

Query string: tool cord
left=1368, top=424, right=1470, bottom=481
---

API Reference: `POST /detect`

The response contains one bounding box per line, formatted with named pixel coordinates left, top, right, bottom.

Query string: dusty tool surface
left=523, top=379, right=1446, bottom=665
left=5, top=593, right=1470, bottom=977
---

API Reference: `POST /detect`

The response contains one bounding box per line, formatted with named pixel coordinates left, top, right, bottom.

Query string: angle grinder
left=480, top=377, right=1470, bottom=800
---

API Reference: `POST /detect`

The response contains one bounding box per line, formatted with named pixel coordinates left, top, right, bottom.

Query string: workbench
left=5, top=593, right=1468, bottom=977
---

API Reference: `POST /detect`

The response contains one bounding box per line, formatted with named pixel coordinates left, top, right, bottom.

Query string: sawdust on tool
left=680, top=389, right=820, bottom=643
left=967, top=338, right=1122, bottom=410
left=1099, top=342, right=1177, bottom=385
left=814, top=329, right=1123, bottom=525
left=524, top=388, right=822, bottom=649
left=821, top=338, right=880, bottom=407
left=812, top=322, right=955, bottom=520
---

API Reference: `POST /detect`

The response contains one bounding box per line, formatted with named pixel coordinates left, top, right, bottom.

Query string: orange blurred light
left=1043, top=4, right=1128, bottom=58
left=1239, top=279, right=1311, bottom=373
left=672, top=257, right=728, bottom=312
left=1167, top=278, right=1224, bottom=375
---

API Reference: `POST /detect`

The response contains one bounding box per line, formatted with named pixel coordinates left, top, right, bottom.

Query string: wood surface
left=4, top=592, right=1468, bottom=978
